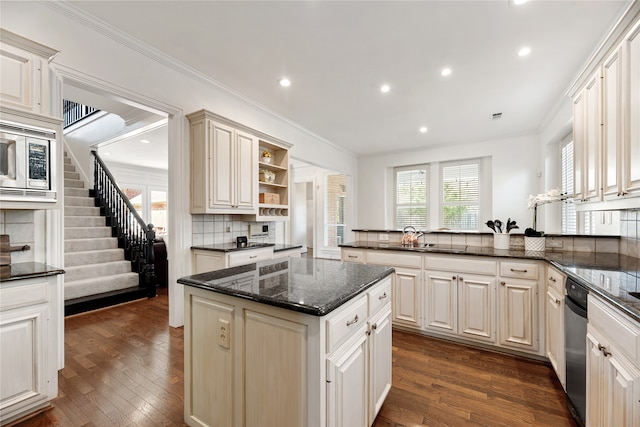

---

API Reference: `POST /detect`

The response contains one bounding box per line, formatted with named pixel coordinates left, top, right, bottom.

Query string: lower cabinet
left=184, top=275, right=392, bottom=427
left=392, top=268, right=422, bottom=329
left=192, top=246, right=279, bottom=274
left=586, top=296, right=640, bottom=427
left=546, top=266, right=566, bottom=389
left=423, top=270, right=496, bottom=343
left=0, top=276, right=59, bottom=425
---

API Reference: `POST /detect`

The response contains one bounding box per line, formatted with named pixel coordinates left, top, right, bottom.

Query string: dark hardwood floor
left=15, top=288, right=575, bottom=427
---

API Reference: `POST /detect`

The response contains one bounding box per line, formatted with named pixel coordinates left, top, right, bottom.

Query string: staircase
left=63, top=152, right=145, bottom=315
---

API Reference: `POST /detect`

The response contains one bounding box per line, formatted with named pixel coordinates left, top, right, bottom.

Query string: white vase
left=493, top=233, right=510, bottom=250
left=524, top=236, right=545, bottom=252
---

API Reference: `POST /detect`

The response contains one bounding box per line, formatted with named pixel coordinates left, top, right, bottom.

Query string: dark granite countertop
left=191, top=243, right=303, bottom=253
left=0, top=262, right=65, bottom=282
left=340, top=241, right=640, bottom=323
left=351, top=229, right=620, bottom=238
left=178, top=257, right=394, bottom=316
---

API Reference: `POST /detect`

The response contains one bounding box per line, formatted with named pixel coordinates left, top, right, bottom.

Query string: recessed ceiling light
left=380, top=84, right=390, bottom=93
left=512, top=0, right=528, bottom=5
left=518, top=47, right=531, bottom=57
left=419, top=126, right=428, bottom=133
left=279, top=78, right=291, bottom=87
left=441, top=68, right=452, bottom=77
left=140, top=139, right=150, bottom=144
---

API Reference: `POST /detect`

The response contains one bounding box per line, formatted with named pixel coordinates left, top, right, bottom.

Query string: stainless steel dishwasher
left=565, top=277, right=588, bottom=427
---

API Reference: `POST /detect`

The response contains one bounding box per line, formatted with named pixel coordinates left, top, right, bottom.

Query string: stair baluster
left=91, top=151, right=156, bottom=298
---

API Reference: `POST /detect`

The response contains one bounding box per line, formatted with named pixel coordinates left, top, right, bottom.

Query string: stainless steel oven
left=0, top=122, right=56, bottom=201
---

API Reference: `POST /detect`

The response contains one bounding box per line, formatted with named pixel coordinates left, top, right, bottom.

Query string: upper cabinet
left=569, top=7, right=640, bottom=209
left=187, top=109, right=291, bottom=219
left=0, top=29, right=59, bottom=118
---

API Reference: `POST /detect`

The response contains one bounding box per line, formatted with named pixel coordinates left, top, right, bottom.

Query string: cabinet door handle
left=371, top=323, right=378, bottom=330
left=378, top=292, right=388, bottom=300
left=346, top=314, right=359, bottom=326
left=500, top=281, right=506, bottom=286
left=598, top=344, right=612, bottom=357
left=555, top=299, right=561, bottom=305
left=510, top=268, right=528, bottom=273
left=249, top=255, right=257, bottom=259
left=348, top=255, right=357, bottom=259
left=452, top=276, right=457, bottom=280
left=549, top=277, right=557, bottom=283
left=458, top=276, right=464, bottom=281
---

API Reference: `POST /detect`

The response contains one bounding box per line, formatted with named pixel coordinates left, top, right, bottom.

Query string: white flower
left=528, top=188, right=565, bottom=209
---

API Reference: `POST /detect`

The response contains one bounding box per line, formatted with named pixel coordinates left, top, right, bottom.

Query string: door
left=459, top=274, right=495, bottom=343
left=234, top=129, right=256, bottom=211
left=209, top=121, right=235, bottom=209
left=326, top=331, right=368, bottom=427
left=368, top=308, right=392, bottom=424
left=392, top=268, right=421, bottom=328
left=584, top=70, right=602, bottom=201
left=546, top=288, right=565, bottom=389
left=624, top=22, right=640, bottom=195
left=602, top=46, right=623, bottom=198
left=498, top=278, right=538, bottom=352
left=423, top=270, right=457, bottom=334
left=586, top=331, right=606, bottom=427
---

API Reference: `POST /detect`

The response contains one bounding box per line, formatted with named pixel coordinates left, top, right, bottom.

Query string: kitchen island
left=178, top=257, right=394, bottom=427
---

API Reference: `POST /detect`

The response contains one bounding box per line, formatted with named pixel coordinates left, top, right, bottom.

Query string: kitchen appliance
left=236, top=236, right=248, bottom=248
left=0, top=122, right=56, bottom=201
left=401, top=226, right=423, bottom=246
left=565, top=277, right=588, bottom=427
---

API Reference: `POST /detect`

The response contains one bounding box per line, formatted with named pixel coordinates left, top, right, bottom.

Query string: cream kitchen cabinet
left=188, top=110, right=258, bottom=214
left=498, top=261, right=542, bottom=355
left=0, top=29, right=58, bottom=117
left=423, top=255, right=497, bottom=344
left=365, top=251, right=422, bottom=330
left=586, top=296, right=640, bottom=427
left=0, top=275, right=59, bottom=426
left=622, top=20, right=640, bottom=198
left=573, top=70, right=602, bottom=203
left=546, top=266, right=567, bottom=390
left=192, top=247, right=273, bottom=274
left=602, top=45, right=624, bottom=199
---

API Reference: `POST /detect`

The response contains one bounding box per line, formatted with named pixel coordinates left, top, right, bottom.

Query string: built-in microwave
left=0, top=122, right=56, bottom=202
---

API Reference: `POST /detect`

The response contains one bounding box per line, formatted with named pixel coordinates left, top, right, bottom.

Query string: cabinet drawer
left=366, top=251, right=422, bottom=269
left=341, top=249, right=365, bottom=263
left=326, top=295, right=368, bottom=353
left=0, top=279, right=48, bottom=311
left=546, top=266, right=566, bottom=295
left=588, top=296, right=640, bottom=365
left=425, top=256, right=496, bottom=275
left=500, top=261, right=539, bottom=280
left=227, top=247, right=273, bottom=267
left=368, top=277, right=391, bottom=315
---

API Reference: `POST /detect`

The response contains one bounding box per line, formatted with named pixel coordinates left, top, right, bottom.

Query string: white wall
left=0, top=1, right=358, bottom=327
left=358, top=134, right=541, bottom=232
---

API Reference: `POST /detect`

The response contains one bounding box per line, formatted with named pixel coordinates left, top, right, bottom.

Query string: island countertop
left=177, top=257, right=394, bottom=316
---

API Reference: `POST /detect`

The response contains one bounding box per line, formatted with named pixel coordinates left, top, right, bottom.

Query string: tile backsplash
left=0, top=210, right=37, bottom=263
left=192, top=214, right=276, bottom=246
left=620, top=210, right=639, bottom=259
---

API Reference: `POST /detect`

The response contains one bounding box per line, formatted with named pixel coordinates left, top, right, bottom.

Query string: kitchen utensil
left=494, top=219, right=503, bottom=234
left=485, top=220, right=496, bottom=233
left=506, top=218, right=519, bottom=233
left=402, top=226, right=423, bottom=246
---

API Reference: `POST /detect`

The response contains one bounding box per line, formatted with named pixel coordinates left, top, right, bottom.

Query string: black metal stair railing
left=63, top=100, right=99, bottom=128
left=91, top=150, right=156, bottom=298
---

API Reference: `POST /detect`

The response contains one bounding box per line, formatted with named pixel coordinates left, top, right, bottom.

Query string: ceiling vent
left=492, top=112, right=503, bottom=120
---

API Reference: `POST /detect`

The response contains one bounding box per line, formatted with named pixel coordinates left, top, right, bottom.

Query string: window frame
left=439, top=158, right=482, bottom=231
left=394, top=164, right=429, bottom=230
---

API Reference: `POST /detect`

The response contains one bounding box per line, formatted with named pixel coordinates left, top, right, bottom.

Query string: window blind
left=395, top=167, right=428, bottom=229
left=561, top=141, right=577, bottom=234
left=441, top=162, right=479, bottom=230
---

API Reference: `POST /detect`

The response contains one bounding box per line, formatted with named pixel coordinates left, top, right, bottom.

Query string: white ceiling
left=68, top=0, right=631, bottom=157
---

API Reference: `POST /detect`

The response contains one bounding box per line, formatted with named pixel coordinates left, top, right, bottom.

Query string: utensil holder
left=493, top=233, right=510, bottom=250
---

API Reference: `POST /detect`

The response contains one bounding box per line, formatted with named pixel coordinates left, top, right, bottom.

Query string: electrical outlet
left=218, top=319, right=230, bottom=349
left=378, top=233, right=389, bottom=241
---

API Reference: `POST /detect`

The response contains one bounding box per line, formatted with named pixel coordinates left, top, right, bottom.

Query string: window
left=441, top=161, right=480, bottom=230
left=325, top=174, right=347, bottom=247
left=151, top=189, right=168, bottom=237
left=561, top=140, right=577, bottom=234
left=122, top=186, right=144, bottom=219
left=395, top=166, right=428, bottom=229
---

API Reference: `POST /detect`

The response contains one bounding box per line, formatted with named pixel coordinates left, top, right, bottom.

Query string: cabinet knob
left=549, top=277, right=557, bottom=283
left=378, top=292, right=388, bottom=300
left=371, top=323, right=378, bottom=330
left=452, top=276, right=457, bottom=280
left=458, top=276, right=464, bottom=281
left=500, top=281, right=506, bottom=286
left=555, top=299, right=561, bottom=305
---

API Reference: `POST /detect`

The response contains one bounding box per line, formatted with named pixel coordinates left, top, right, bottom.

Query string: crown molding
left=44, top=1, right=355, bottom=158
